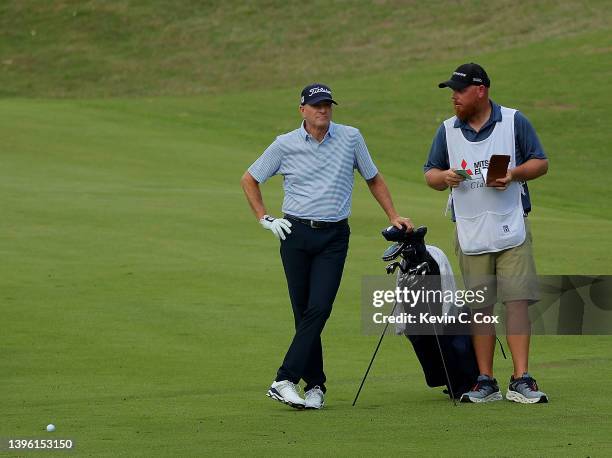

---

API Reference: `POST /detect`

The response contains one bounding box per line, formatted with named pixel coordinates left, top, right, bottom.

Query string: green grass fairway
left=1, top=1, right=609, bottom=97
left=2, top=2, right=612, bottom=457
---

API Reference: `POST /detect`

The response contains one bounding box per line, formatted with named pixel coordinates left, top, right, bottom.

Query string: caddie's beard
left=454, top=103, right=477, bottom=122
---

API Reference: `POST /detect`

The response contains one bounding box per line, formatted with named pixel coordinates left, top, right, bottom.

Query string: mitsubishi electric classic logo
left=461, top=158, right=489, bottom=177
left=460, top=158, right=491, bottom=189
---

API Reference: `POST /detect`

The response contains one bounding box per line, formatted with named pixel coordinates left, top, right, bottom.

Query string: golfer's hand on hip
left=390, top=215, right=414, bottom=232
left=260, top=215, right=292, bottom=240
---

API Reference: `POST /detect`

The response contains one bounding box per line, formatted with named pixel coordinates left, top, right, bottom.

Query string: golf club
left=352, top=226, right=460, bottom=406
left=352, top=264, right=430, bottom=407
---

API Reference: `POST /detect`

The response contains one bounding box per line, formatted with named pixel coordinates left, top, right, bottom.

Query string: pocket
left=280, top=220, right=299, bottom=245
left=337, top=223, right=350, bottom=238
left=456, top=207, right=526, bottom=254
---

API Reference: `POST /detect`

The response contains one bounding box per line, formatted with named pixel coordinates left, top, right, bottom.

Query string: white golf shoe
left=304, top=386, right=325, bottom=409
left=266, top=380, right=305, bottom=409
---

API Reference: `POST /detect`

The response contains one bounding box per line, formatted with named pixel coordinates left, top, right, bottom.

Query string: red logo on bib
left=461, top=159, right=474, bottom=175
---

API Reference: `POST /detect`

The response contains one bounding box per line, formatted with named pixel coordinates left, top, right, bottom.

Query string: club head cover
left=382, top=225, right=427, bottom=242
left=380, top=226, right=428, bottom=265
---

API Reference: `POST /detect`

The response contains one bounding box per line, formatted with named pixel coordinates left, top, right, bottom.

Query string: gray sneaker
left=460, top=375, right=503, bottom=403
left=506, top=373, right=548, bottom=404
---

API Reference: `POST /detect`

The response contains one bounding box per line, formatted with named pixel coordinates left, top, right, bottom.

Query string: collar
left=300, top=121, right=335, bottom=141
left=453, top=100, right=502, bottom=131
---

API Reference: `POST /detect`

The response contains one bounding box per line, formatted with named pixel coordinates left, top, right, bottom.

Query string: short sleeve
left=514, top=111, right=547, bottom=165
left=354, top=130, right=378, bottom=180
left=424, top=124, right=450, bottom=172
left=247, top=138, right=283, bottom=183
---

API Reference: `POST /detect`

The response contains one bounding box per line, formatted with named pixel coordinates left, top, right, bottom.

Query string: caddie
left=241, top=83, right=413, bottom=409
left=424, top=63, right=550, bottom=404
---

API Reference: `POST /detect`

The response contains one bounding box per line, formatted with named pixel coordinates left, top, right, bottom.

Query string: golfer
left=424, top=63, right=549, bottom=403
left=241, top=83, right=413, bottom=409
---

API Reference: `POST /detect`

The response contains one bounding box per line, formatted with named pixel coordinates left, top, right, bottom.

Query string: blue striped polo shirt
left=248, top=121, right=379, bottom=221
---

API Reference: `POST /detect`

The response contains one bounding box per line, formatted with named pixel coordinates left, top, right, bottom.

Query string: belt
left=284, top=214, right=348, bottom=229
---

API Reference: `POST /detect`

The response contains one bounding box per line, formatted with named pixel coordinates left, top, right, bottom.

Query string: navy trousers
left=275, top=220, right=350, bottom=392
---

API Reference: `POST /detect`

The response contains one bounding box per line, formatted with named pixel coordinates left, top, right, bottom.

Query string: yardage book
left=485, top=154, right=511, bottom=186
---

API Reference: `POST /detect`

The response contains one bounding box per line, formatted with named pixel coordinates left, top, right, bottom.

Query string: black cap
left=300, top=83, right=338, bottom=106
left=438, top=63, right=490, bottom=90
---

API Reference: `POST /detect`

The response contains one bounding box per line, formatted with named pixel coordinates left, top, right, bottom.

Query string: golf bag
left=382, top=226, right=479, bottom=399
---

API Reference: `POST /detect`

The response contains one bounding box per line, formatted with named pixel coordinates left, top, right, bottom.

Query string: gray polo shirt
left=248, top=121, right=378, bottom=221
left=424, top=101, right=547, bottom=215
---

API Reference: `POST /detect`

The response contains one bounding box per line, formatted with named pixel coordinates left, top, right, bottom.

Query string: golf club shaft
left=426, top=302, right=457, bottom=406
left=352, top=302, right=397, bottom=407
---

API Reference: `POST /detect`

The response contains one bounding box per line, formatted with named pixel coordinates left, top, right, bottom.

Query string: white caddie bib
left=445, top=106, right=526, bottom=255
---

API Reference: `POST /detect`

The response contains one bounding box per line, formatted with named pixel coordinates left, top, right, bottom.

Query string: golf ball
left=46, top=424, right=55, bottom=432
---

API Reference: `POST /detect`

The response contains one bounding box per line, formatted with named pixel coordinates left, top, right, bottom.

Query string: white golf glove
left=260, top=215, right=292, bottom=240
